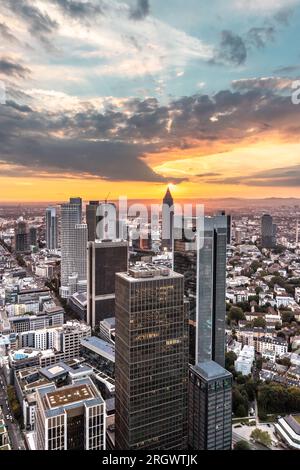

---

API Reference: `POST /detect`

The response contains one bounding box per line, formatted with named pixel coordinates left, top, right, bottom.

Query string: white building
left=234, top=345, right=255, bottom=376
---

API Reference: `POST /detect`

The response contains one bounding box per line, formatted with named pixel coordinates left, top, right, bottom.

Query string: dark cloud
left=232, top=77, right=293, bottom=92
left=247, top=26, right=275, bottom=49
left=0, top=22, right=19, bottom=44
left=196, top=172, right=221, bottom=178
left=0, top=58, right=30, bottom=78
left=4, top=0, right=58, bottom=48
left=0, top=82, right=299, bottom=185
left=273, top=65, right=300, bottom=74
left=213, top=30, right=247, bottom=65
left=53, top=0, right=102, bottom=18
left=130, top=0, right=150, bottom=20
left=274, top=8, right=293, bottom=26
left=207, top=166, right=300, bottom=187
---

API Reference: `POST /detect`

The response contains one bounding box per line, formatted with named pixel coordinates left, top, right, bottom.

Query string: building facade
left=87, top=240, right=128, bottom=329
left=115, top=265, right=189, bottom=450
left=188, top=361, right=232, bottom=450
left=35, top=378, right=106, bottom=450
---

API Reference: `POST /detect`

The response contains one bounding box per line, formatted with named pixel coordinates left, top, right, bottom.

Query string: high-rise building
left=86, top=201, right=99, bottom=242
left=87, top=240, right=128, bottom=328
left=15, top=219, right=29, bottom=253
left=60, top=199, right=87, bottom=298
left=35, top=378, right=106, bottom=450
left=115, top=264, right=189, bottom=450
left=69, top=197, right=82, bottom=222
left=188, top=361, right=232, bottom=450
left=46, top=207, right=58, bottom=250
left=261, top=214, right=276, bottom=248
left=29, top=227, right=37, bottom=247
left=218, top=211, right=232, bottom=245
left=174, top=215, right=227, bottom=367
left=162, top=187, right=174, bottom=251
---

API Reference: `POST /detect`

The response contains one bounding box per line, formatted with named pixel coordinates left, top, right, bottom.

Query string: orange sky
left=1, top=139, right=300, bottom=202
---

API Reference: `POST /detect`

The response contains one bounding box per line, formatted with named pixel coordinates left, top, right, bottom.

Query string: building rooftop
left=193, top=360, right=232, bottom=380
left=117, top=263, right=183, bottom=282
left=46, top=384, right=93, bottom=408
left=81, top=336, right=115, bottom=362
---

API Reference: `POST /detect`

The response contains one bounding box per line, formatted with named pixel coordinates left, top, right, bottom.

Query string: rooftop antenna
left=105, top=192, right=111, bottom=204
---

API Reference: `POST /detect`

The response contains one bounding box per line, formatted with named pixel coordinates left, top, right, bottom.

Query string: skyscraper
left=29, top=226, right=37, bottom=247
left=218, top=211, right=232, bottom=245
left=60, top=199, right=87, bottom=298
left=86, top=201, right=99, bottom=242
left=87, top=240, right=128, bottom=328
left=162, top=187, right=174, bottom=251
left=261, top=214, right=276, bottom=248
left=15, top=218, right=29, bottom=253
left=35, top=378, right=106, bottom=450
left=115, top=264, right=188, bottom=450
left=188, top=361, right=232, bottom=450
left=46, top=207, right=58, bottom=250
left=174, top=215, right=227, bottom=367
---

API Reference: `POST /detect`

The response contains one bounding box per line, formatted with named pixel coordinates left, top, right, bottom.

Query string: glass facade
left=188, top=362, right=232, bottom=450
left=115, top=271, right=188, bottom=450
left=174, top=216, right=227, bottom=367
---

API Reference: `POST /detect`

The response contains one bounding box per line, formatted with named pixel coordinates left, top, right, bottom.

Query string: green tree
left=281, top=311, right=295, bottom=324
left=228, top=307, right=245, bottom=323
left=235, top=404, right=248, bottom=417
left=225, top=351, right=237, bottom=371
left=250, top=429, right=272, bottom=448
left=253, top=317, right=266, bottom=328
left=234, top=440, right=251, bottom=450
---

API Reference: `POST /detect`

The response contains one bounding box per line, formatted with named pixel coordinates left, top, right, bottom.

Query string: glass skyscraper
left=174, top=215, right=227, bottom=367
left=115, top=265, right=189, bottom=450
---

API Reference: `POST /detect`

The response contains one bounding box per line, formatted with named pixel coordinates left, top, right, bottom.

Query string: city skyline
left=0, top=1, right=300, bottom=201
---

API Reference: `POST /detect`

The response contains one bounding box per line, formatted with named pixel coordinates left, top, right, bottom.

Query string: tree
left=234, top=440, right=251, bottom=451
left=250, top=429, right=272, bottom=448
left=253, top=317, right=266, bottom=328
left=225, top=351, right=237, bottom=371
left=281, top=311, right=295, bottom=324
left=235, top=404, right=247, bottom=417
left=228, top=307, right=245, bottom=323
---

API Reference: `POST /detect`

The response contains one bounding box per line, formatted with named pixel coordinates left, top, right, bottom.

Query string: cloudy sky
left=1, top=0, right=300, bottom=201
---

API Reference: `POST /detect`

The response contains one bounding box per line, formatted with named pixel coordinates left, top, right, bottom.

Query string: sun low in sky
left=0, top=0, right=300, bottom=202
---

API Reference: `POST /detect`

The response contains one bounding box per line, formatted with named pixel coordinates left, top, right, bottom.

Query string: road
left=0, top=370, right=26, bottom=450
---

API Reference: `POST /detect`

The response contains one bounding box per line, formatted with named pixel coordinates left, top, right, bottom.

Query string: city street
left=0, top=370, right=26, bottom=450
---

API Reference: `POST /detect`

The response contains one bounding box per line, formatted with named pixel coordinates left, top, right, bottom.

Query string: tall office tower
left=188, top=361, right=232, bottom=450
left=115, top=265, right=189, bottom=450
left=35, top=378, right=106, bottom=450
left=15, top=219, right=29, bottom=253
left=162, top=187, right=174, bottom=251
left=96, top=202, right=117, bottom=240
left=86, top=201, right=99, bottom=242
left=60, top=199, right=87, bottom=297
left=29, top=226, right=37, bottom=247
left=87, top=240, right=128, bottom=328
left=69, top=197, right=82, bottom=222
left=261, top=214, right=276, bottom=248
left=174, top=215, right=227, bottom=367
left=218, top=211, right=232, bottom=245
left=46, top=207, right=58, bottom=250
left=296, top=219, right=299, bottom=245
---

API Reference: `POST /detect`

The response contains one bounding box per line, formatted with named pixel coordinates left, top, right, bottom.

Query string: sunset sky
left=1, top=0, right=300, bottom=201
